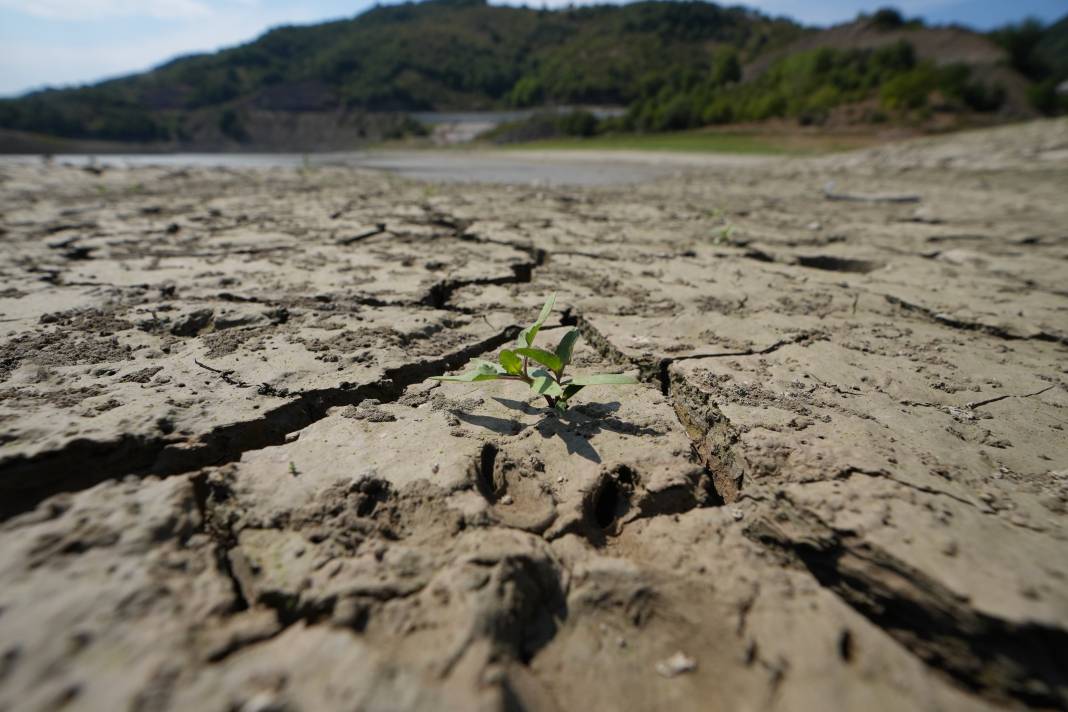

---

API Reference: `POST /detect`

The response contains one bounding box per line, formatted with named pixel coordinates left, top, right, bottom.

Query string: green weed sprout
left=429, top=293, right=638, bottom=413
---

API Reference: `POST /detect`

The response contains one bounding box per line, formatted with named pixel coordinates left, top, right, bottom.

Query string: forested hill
left=0, top=0, right=1063, bottom=149
left=0, top=0, right=800, bottom=144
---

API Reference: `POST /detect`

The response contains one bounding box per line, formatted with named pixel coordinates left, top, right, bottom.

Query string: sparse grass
left=707, top=207, right=736, bottom=243
left=500, top=129, right=884, bottom=155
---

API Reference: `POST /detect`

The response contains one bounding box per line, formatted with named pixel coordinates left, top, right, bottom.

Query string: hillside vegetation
left=0, top=1, right=1063, bottom=149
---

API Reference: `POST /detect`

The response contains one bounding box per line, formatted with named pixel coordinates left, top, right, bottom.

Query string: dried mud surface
left=1, top=119, right=1067, bottom=712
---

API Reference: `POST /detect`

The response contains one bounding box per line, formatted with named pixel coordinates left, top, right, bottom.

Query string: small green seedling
left=708, top=207, right=735, bottom=244
left=429, top=293, right=638, bottom=413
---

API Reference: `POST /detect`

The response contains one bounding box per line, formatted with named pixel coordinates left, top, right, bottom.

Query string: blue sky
left=0, top=0, right=1065, bottom=97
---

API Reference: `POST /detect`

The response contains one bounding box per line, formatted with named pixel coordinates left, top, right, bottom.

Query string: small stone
left=239, top=692, right=285, bottom=712
left=499, top=494, right=514, bottom=505
left=655, top=651, right=697, bottom=678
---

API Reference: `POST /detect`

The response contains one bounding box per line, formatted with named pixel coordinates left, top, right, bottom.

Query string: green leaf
left=430, top=371, right=504, bottom=383
left=561, top=384, right=585, bottom=401
left=568, top=373, right=640, bottom=386
left=515, top=347, right=562, bottom=373
left=429, top=358, right=506, bottom=382
left=535, top=292, right=556, bottom=326
left=530, top=374, right=563, bottom=398
left=498, top=349, right=522, bottom=375
left=470, top=358, right=506, bottom=374
left=517, top=292, right=556, bottom=347
left=554, top=328, right=581, bottom=367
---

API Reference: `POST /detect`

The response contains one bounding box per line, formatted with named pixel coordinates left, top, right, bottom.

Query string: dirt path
left=1, top=119, right=1067, bottom=711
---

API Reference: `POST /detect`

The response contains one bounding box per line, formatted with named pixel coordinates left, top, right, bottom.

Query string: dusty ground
left=1, top=119, right=1067, bottom=712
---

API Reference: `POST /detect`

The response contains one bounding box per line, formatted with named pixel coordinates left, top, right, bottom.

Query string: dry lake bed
left=1, top=119, right=1067, bottom=711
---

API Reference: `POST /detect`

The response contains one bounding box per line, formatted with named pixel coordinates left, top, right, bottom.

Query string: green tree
left=713, top=49, right=741, bottom=85
left=219, top=109, right=249, bottom=142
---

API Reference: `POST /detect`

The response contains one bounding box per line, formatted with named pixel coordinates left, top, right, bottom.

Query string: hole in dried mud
left=0, top=646, right=20, bottom=684
left=591, top=467, right=634, bottom=532
left=700, top=472, right=726, bottom=508
left=356, top=478, right=391, bottom=517
left=341, top=603, right=371, bottom=633
left=474, top=443, right=500, bottom=502
left=259, top=591, right=315, bottom=626
left=472, top=445, right=557, bottom=534
left=838, top=630, right=854, bottom=663
left=594, top=479, right=623, bottom=530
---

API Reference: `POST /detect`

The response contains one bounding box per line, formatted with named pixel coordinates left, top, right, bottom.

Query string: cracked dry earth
left=1, top=119, right=1067, bottom=712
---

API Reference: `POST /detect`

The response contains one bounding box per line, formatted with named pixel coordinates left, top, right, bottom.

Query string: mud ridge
left=666, top=371, right=747, bottom=503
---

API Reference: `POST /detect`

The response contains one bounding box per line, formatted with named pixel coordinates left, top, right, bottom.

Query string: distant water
left=0, top=150, right=675, bottom=187
left=1, top=153, right=326, bottom=170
